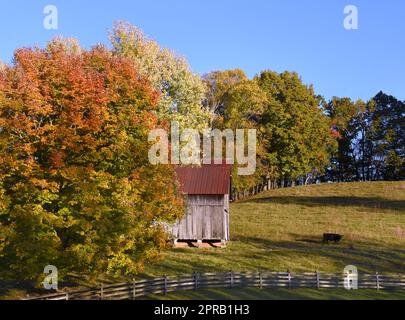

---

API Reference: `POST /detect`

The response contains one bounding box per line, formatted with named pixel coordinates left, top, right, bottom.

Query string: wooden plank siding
left=170, top=195, right=229, bottom=241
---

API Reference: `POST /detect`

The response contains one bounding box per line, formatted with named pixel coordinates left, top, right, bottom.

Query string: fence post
left=288, top=271, right=292, bottom=289
left=376, top=272, right=380, bottom=291
left=194, top=272, right=198, bottom=291
left=230, top=271, right=234, bottom=288
left=100, top=283, right=104, bottom=300
left=164, top=275, right=168, bottom=295
left=316, top=271, right=320, bottom=289
left=132, top=278, right=136, bottom=300
left=259, top=272, right=263, bottom=289
left=66, top=292, right=69, bottom=300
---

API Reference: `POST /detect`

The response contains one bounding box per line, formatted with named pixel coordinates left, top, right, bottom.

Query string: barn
left=169, top=164, right=232, bottom=247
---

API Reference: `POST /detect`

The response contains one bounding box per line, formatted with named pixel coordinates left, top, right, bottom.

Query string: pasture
left=143, top=181, right=405, bottom=276
left=1, top=181, right=404, bottom=300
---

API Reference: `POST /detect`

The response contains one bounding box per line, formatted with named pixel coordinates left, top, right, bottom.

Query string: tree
left=383, top=150, right=404, bottom=180
left=324, top=92, right=405, bottom=182
left=325, top=97, right=363, bottom=181
left=0, top=39, right=183, bottom=282
left=220, top=79, right=268, bottom=190
left=371, top=92, right=405, bottom=180
left=110, top=22, right=212, bottom=131
left=255, top=71, right=334, bottom=185
left=204, top=69, right=334, bottom=189
left=352, top=100, right=375, bottom=181
left=203, top=70, right=267, bottom=190
left=203, top=69, right=249, bottom=115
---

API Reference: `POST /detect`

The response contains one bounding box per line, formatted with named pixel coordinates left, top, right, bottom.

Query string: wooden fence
left=231, top=183, right=267, bottom=201
left=25, top=271, right=405, bottom=300
left=231, top=178, right=297, bottom=201
left=231, top=176, right=330, bottom=202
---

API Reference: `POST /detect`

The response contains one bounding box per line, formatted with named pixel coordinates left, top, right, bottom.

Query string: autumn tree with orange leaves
left=0, top=39, right=183, bottom=282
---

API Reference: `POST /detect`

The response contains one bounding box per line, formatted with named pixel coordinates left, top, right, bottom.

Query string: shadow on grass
left=142, top=235, right=405, bottom=277
left=142, top=287, right=405, bottom=300
left=248, top=196, right=405, bottom=212
left=0, top=273, right=98, bottom=299
left=234, top=236, right=405, bottom=273
left=0, top=280, right=35, bottom=298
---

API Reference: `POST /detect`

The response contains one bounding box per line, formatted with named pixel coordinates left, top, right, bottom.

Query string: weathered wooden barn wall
left=169, top=163, right=232, bottom=243
left=170, top=194, right=230, bottom=241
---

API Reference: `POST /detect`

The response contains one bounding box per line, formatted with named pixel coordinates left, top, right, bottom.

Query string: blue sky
left=0, top=0, right=404, bottom=101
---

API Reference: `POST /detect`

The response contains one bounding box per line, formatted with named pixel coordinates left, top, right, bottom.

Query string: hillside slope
left=144, top=181, right=405, bottom=276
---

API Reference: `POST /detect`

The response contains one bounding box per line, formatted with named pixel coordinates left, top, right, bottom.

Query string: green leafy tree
left=221, top=79, right=268, bottom=190
left=325, top=97, right=363, bottom=181
left=203, top=69, right=249, bottom=115
left=371, top=92, right=405, bottom=180
left=255, top=71, right=334, bottom=184
left=204, top=70, right=267, bottom=190
left=324, top=92, right=405, bottom=182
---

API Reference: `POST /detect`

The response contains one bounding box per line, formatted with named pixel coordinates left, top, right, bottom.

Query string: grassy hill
left=143, top=181, right=405, bottom=276
left=2, top=181, right=404, bottom=300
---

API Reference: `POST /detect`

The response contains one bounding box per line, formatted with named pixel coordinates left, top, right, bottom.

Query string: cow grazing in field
left=323, top=233, right=343, bottom=244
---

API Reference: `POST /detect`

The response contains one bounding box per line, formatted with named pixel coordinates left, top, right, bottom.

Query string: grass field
left=1, top=181, right=404, bottom=300
left=143, top=287, right=405, bottom=300
left=143, top=181, right=405, bottom=276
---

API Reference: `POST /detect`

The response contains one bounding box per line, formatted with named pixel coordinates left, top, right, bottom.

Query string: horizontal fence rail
left=231, top=178, right=311, bottom=202
left=25, top=271, right=405, bottom=300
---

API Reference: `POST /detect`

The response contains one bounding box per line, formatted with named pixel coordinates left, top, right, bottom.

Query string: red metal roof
left=175, top=164, right=232, bottom=195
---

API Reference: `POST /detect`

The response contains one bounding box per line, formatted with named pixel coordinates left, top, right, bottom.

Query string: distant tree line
left=203, top=69, right=333, bottom=190
left=325, top=92, right=405, bottom=182
left=203, top=71, right=405, bottom=189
